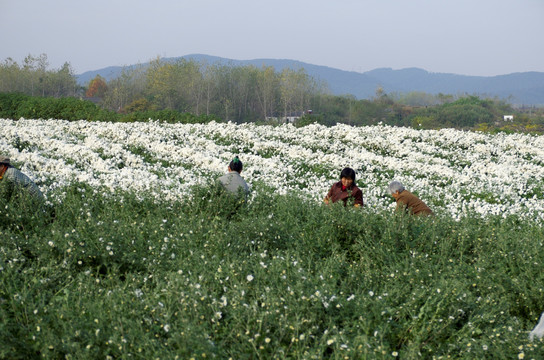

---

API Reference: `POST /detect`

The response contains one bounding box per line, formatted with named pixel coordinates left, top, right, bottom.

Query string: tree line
left=92, top=57, right=326, bottom=123
left=1, top=54, right=543, bottom=132
left=0, top=54, right=78, bottom=98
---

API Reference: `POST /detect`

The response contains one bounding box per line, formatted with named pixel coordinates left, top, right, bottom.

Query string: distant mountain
left=76, top=54, right=544, bottom=105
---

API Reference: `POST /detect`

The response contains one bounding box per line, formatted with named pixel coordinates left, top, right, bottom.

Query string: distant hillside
left=76, top=54, right=544, bottom=105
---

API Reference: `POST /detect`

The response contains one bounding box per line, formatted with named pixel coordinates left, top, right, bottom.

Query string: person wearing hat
left=217, top=156, right=249, bottom=199
left=0, top=156, right=44, bottom=201
left=388, top=180, right=433, bottom=216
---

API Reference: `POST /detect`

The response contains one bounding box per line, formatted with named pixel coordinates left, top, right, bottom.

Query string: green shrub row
left=0, top=92, right=219, bottom=123
left=1, top=183, right=544, bottom=358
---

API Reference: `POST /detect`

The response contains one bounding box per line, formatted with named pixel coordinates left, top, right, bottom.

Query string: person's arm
left=0, top=168, right=15, bottom=201
left=395, top=198, right=409, bottom=213
left=353, top=188, right=364, bottom=207
left=324, top=185, right=334, bottom=204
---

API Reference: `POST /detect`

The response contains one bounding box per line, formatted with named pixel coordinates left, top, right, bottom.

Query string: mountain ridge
left=76, top=54, right=544, bottom=105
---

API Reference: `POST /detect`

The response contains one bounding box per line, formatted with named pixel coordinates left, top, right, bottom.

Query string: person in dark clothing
left=324, top=167, right=363, bottom=207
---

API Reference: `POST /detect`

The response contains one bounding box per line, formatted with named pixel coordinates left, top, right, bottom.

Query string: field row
left=2, top=119, right=544, bottom=221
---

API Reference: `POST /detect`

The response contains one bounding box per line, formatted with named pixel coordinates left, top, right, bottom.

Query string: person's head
left=389, top=181, right=405, bottom=198
left=340, top=167, right=356, bottom=187
left=228, top=156, right=243, bottom=173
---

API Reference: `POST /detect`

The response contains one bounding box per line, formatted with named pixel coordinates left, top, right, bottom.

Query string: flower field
left=3, top=119, right=544, bottom=221
left=2, top=119, right=544, bottom=359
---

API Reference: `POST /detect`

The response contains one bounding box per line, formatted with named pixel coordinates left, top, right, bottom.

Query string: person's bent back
left=388, top=180, right=433, bottom=216
left=0, top=156, right=44, bottom=202
left=217, top=156, right=249, bottom=199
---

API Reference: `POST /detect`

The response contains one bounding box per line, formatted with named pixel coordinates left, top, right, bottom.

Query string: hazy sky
left=1, top=0, right=543, bottom=76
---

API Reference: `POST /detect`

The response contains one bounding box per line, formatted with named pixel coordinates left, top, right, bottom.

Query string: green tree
left=102, top=66, right=146, bottom=112
left=48, top=62, right=78, bottom=97
left=177, top=59, right=204, bottom=115
left=0, top=54, right=77, bottom=97
left=256, top=65, right=279, bottom=120
left=0, top=58, right=22, bottom=93
left=201, top=63, right=219, bottom=116
left=145, top=58, right=179, bottom=110
left=280, top=68, right=315, bottom=121
left=22, top=54, right=49, bottom=96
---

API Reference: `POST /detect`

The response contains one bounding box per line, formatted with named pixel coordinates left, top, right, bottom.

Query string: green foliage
left=0, top=54, right=78, bottom=97
left=439, top=104, right=494, bottom=128
left=411, top=115, right=438, bottom=129
left=0, top=181, right=52, bottom=232
left=1, top=184, right=544, bottom=358
left=309, top=95, right=396, bottom=126
left=118, top=109, right=219, bottom=124
left=395, top=91, right=446, bottom=106
left=0, top=92, right=220, bottom=124
left=0, top=93, right=116, bottom=121
left=294, top=114, right=324, bottom=127
left=408, top=95, right=513, bottom=129
left=0, top=92, right=31, bottom=119
left=9, top=135, right=33, bottom=153
left=122, top=98, right=156, bottom=113
left=25, top=97, right=107, bottom=121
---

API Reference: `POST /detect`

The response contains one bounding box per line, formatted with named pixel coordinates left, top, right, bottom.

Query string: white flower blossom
left=2, top=119, right=544, bottom=222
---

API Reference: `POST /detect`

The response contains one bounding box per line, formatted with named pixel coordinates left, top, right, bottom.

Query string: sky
left=1, top=0, right=543, bottom=77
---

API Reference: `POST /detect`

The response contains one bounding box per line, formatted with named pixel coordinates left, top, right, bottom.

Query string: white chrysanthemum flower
left=3, top=119, right=544, bottom=221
